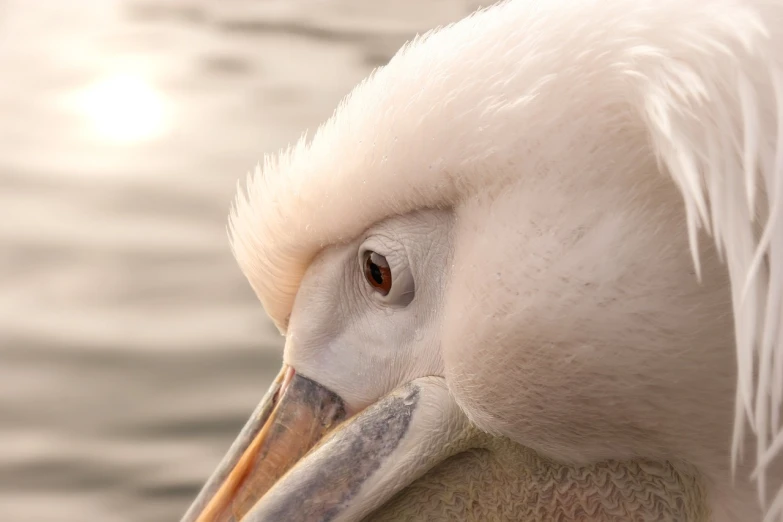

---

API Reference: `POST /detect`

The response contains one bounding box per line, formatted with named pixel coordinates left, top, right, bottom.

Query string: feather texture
left=366, top=437, right=708, bottom=522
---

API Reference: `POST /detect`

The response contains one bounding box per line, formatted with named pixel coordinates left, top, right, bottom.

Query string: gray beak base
left=244, top=377, right=473, bottom=522
left=182, top=367, right=471, bottom=522
left=180, top=365, right=347, bottom=522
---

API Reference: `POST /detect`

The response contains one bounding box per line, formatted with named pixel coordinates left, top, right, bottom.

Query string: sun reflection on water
left=73, top=72, right=167, bottom=143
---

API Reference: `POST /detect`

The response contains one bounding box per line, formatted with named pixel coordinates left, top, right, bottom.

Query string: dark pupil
left=369, top=262, right=384, bottom=285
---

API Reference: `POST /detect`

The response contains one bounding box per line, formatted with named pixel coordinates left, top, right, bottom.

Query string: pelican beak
left=180, top=365, right=348, bottom=522
left=181, top=366, right=473, bottom=522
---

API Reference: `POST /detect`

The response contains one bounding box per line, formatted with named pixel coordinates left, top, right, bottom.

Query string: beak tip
left=183, top=366, right=347, bottom=522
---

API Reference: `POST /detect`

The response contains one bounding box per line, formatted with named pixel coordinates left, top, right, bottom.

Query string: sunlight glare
left=75, top=73, right=167, bottom=143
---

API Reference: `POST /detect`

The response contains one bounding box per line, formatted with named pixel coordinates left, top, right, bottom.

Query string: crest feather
left=627, top=2, right=783, bottom=511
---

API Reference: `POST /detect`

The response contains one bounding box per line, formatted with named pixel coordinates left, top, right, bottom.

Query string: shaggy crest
left=229, top=0, right=783, bottom=517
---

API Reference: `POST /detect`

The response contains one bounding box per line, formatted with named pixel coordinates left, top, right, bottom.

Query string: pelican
left=180, top=0, right=783, bottom=520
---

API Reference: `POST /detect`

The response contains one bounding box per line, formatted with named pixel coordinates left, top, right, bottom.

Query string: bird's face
left=284, top=209, right=454, bottom=412
left=182, top=210, right=471, bottom=522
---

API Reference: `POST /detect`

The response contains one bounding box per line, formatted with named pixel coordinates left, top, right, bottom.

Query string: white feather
left=229, top=0, right=783, bottom=517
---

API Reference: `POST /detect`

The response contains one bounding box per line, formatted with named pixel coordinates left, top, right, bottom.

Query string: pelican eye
left=363, top=252, right=392, bottom=296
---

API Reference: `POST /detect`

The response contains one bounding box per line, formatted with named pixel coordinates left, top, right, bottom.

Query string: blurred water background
left=0, top=1, right=487, bottom=520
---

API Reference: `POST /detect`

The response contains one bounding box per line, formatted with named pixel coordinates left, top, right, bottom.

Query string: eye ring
left=363, top=252, right=392, bottom=296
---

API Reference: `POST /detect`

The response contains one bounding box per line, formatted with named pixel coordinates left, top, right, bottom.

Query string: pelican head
left=181, top=0, right=783, bottom=520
